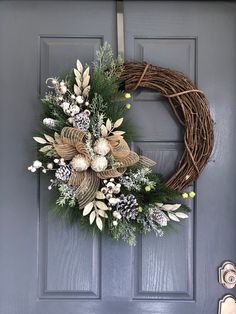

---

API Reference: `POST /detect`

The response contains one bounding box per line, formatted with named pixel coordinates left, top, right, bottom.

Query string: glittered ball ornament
left=91, top=156, right=108, bottom=172
left=93, top=138, right=110, bottom=156
left=71, top=154, right=90, bottom=172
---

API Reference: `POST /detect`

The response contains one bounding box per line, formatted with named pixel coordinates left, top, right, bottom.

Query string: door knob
left=219, top=261, right=236, bottom=289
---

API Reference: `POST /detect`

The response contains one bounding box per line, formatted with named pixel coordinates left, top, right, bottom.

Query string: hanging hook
left=116, top=0, right=125, bottom=59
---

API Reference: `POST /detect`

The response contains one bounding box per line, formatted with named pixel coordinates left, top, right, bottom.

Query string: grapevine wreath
left=28, top=43, right=214, bottom=245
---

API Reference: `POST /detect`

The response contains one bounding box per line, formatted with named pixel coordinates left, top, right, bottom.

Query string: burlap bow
left=54, top=127, right=156, bottom=207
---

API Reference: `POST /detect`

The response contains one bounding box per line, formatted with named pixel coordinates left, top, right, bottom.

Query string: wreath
left=28, top=43, right=213, bottom=245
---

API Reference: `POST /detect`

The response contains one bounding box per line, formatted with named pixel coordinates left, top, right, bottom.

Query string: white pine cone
left=71, top=154, right=90, bottom=172
left=93, top=138, right=110, bottom=156
left=55, top=165, right=71, bottom=182
left=91, top=156, right=108, bottom=172
left=151, top=209, right=169, bottom=227
left=73, top=113, right=90, bottom=131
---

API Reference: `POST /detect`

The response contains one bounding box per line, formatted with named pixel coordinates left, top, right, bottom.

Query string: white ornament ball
left=33, top=160, right=42, bottom=169
left=76, top=95, right=84, bottom=104
left=93, top=138, right=110, bottom=156
left=71, top=154, right=90, bottom=172
left=91, top=156, right=108, bottom=172
left=54, top=158, right=59, bottom=164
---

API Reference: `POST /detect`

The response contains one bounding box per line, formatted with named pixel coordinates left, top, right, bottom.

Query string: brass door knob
left=219, top=261, right=236, bottom=289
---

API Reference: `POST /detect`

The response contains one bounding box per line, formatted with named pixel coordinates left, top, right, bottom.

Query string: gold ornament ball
left=138, top=206, right=143, bottom=212
left=145, top=185, right=151, bottom=192
left=124, top=92, right=131, bottom=99
left=189, top=191, right=196, bottom=198
left=182, top=192, right=189, bottom=199
left=71, top=154, right=90, bottom=172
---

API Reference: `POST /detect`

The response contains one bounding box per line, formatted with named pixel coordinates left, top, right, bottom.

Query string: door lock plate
left=218, top=295, right=236, bottom=314
left=219, top=261, right=236, bottom=289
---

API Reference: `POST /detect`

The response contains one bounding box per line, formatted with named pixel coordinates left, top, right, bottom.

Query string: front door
left=0, top=1, right=236, bottom=313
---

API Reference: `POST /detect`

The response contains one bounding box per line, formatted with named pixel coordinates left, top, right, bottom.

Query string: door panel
left=124, top=1, right=236, bottom=313
left=0, top=1, right=236, bottom=314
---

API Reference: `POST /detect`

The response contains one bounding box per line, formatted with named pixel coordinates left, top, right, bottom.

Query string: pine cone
left=55, top=165, right=71, bottom=182
left=116, top=194, right=138, bottom=220
left=73, top=113, right=90, bottom=131
left=150, top=209, right=169, bottom=227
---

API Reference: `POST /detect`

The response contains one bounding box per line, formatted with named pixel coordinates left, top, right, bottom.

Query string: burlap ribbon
left=54, top=127, right=156, bottom=207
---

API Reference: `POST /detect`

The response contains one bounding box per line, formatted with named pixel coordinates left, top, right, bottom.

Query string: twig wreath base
left=121, top=62, right=214, bottom=191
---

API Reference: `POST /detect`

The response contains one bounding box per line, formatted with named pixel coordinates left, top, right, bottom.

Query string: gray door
left=0, top=1, right=236, bottom=314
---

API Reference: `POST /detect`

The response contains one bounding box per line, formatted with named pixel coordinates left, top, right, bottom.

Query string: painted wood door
left=0, top=1, right=236, bottom=314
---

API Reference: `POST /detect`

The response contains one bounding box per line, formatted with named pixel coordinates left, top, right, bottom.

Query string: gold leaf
left=83, top=67, right=90, bottom=79
left=82, top=75, right=90, bottom=89
left=74, top=84, right=81, bottom=96
left=106, top=119, right=112, bottom=131
left=44, top=134, right=54, bottom=143
left=96, top=191, right=105, bottom=199
left=89, top=211, right=96, bottom=224
left=168, top=212, right=180, bottom=222
left=95, top=201, right=108, bottom=211
left=75, top=77, right=82, bottom=88
left=83, top=202, right=94, bottom=216
left=98, top=210, right=107, bottom=217
left=39, top=145, right=52, bottom=153
left=76, top=59, right=83, bottom=73
left=82, top=86, right=90, bottom=97
left=112, top=131, right=125, bottom=136
left=33, top=137, right=47, bottom=144
left=74, top=68, right=81, bottom=78
left=101, top=125, right=108, bottom=137
left=114, top=118, right=123, bottom=128
left=162, top=204, right=181, bottom=211
left=96, top=216, right=103, bottom=230
left=175, top=212, right=188, bottom=219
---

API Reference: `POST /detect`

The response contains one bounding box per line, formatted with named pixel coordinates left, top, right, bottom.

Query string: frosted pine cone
left=116, top=194, right=138, bottom=220
left=55, top=165, right=71, bottom=182
left=150, top=209, right=169, bottom=227
left=73, top=113, right=90, bottom=131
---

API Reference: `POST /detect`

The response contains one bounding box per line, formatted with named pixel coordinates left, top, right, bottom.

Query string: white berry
left=33, top=160, right=42, bottom=169
left=47, top=163, right=53, bottom=170
left=76, top=95, right=84, bottom=104
left=112, top=220, right=118, bottom=226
